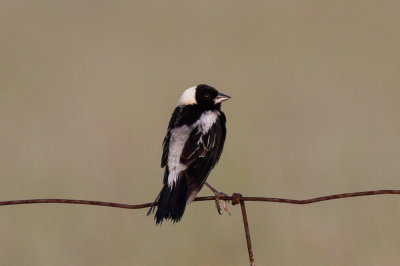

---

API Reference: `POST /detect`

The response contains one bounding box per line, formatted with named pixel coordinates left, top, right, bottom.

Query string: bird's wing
left=161, top=107, right=181, bottom=168
left=161, top=131, right=170, bottom=168
left=180, top=113, right=226, bottom=201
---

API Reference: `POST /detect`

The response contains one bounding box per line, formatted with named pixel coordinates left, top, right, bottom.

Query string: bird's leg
left=205, top=182, right=231, bottom=215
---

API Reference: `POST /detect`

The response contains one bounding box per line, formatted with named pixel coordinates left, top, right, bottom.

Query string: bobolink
left=148, top=84, right=230, bottom=224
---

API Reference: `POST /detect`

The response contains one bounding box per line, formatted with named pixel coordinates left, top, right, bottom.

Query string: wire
left=1, top=189, right=399, bottom=266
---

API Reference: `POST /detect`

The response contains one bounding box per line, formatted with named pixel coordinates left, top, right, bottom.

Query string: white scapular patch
left=194, top=110, right=219, bottom=134
left=178, top=86, right=197, bottom=106
left=167, top=110, right=220, bottom=187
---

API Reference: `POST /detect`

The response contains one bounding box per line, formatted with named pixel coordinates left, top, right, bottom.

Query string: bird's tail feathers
left=147, top=177, right=189, bottom=225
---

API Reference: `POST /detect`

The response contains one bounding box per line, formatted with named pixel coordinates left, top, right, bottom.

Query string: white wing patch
left=167, top=110, right=220, bottom=187
left=167, top=125, right=191, bottom=187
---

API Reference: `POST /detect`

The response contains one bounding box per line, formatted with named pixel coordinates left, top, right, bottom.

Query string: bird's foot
left=213, top=190, right=231, bottom=215
left=205, top=182, right=231, bottom=215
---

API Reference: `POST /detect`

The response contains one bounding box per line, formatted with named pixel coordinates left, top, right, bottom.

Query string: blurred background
left=1, top=1, right=400, bottom=265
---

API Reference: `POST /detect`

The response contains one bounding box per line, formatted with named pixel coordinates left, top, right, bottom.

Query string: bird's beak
left=214, top=93, right=231, bottom=104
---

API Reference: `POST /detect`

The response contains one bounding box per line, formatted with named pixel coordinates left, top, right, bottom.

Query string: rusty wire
left=1, top=189, right=400, bottom=266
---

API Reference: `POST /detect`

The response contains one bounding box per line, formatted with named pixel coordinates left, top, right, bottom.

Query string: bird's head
left=178, top=84, right=231, bottom=109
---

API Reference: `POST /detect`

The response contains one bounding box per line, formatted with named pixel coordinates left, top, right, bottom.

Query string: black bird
left=148, top=84, right=230, bottom=224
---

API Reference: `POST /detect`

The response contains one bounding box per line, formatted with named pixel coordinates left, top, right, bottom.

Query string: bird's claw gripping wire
left=205, top=182, right=231, bottom=215
left=214, top=191, right=231, bottom=215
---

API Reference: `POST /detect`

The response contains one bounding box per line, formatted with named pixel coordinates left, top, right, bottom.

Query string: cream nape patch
left=178, top=86, right=197, bottom=106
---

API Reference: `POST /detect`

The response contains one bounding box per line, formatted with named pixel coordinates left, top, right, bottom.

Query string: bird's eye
left=204, top=94, right=211, bottom=100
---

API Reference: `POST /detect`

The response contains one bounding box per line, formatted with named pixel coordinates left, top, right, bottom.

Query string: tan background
left=1, top=1, right=400, bottom=265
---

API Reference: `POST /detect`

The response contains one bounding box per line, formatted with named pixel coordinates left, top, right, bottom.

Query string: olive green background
left=1, top=1, right=400, bottom=265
